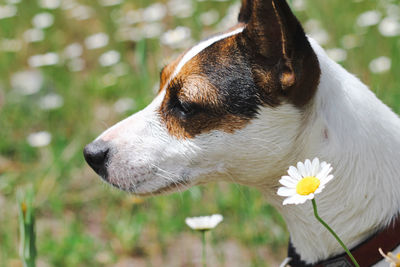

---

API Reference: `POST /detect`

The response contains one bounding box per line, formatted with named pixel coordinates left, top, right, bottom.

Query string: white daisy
left=369, top=56, right=391, bottom=74
left=185, top=214, right=223, bottom=231
left=99, top=50, right=120, bottom=67
left=32, top=12, right=54, bottom=29
left=356, top=10, right=381, bottom=28
left=85, top=32, right=109, bottom=50
left=27, top=131, right=52, bottom=147
left=326, top=48, right=347, bottom=63
left=160, top=26, right=191, bottom=48
left=277, top=158, right=334, bottom=205
left=379, top=248, right=400, bottom=267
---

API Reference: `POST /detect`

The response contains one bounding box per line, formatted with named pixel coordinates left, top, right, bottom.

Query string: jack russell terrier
left=84, top=0, right=400, bottom=266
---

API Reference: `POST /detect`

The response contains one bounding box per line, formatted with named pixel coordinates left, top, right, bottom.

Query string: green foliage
left=18, top=187, right=37, bottom=267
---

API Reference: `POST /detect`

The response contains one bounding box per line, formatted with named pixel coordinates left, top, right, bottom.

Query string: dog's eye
left=173, top=99, right=195, bottom=117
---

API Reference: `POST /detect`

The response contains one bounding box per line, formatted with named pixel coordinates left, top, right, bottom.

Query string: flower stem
left=312, top=199, right=359, bottom=267
left=201, top=230, right=207, bottom=267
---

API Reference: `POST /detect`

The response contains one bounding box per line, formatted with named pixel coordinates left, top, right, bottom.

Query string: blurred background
left=0, top=0, right=399, bottom=266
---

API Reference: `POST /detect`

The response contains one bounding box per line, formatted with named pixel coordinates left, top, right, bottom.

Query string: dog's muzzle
left=83, top=139, right=110, bottom=180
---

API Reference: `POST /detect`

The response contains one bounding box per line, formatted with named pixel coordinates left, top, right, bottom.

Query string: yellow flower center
left=296, top=176, right=320, bottom=196
left=396, top=253, right=400, bottom=260
left=21, top=202, right=27, bottom=217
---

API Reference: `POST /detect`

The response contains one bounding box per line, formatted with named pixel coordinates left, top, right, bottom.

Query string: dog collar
left=286, top=216, right=400, bottom=267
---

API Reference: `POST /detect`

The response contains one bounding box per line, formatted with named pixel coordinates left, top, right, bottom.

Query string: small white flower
left=199, top=10, right=219, bottom=26
left=0, top=5, right=17, bottom=20
left=379, top=17, right=400, bottom=37
left=60, top=0, right=77, bottom=10
left=69, top=5, right=93, bottom=21
left=11, top=70, right=43, bottom=95
left=277, top=158, right=334, bottom=205
left=385, top=4, right=400, bottom=19
left=39, top=0, right=61, bottom=10
left=142, top=3, right=167, bottom=22
left=308, top=29, right=329, bottom=45
left=27, top=131, right=52, bottom=147
left=356, top=10, right=381, bottom=27
left=304, top=19, right=330, bottom=45
left=39, top=93, right=64, bottom=110
left=32, top=12, right=54, bottom=29
left=141, top=23, right=163, bottom=39
left=99, top=50, right=120, bottom=67
left=63, top=43, right=83, bottom=59
left=185, top=214, right=223, bottom=231
left=217, top=1, right=240, bottom=31
left=98, top=0, right=123, bottom=7
left=369, top=56, right=391, bottom=74
left=292, top=0, right=306, bottom=12
left=341, top=34, right=361, bottom=50
left=67, top=58, right=85, bottom=72
left=28, top=52, right=59, bottom=67
left=167, top=0, right=193, bottom=18
left=114, top=98, right=136, bottom=114
left=326, top=48, right=347, bottom=62
left=216, top=3, right=241, bottom=31
left=379, top=248, right=400, bottom=267
left=85, top=33, right=109, bottom=50
left=124, top=10, right=142, bottom=25
left=161, top=26, right=191, bottom=48
left=23, top=28, right=45, bottom=43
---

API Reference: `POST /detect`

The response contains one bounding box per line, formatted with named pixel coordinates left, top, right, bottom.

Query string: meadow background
left=0, top=0, right=399, bottom=266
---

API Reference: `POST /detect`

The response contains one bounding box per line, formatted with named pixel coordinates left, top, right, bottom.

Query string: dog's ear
left=238, top=0, right=252, bottom=23
left=239, top=0, right=320, bottom=106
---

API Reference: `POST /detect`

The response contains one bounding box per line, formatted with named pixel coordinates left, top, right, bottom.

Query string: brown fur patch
left=162, top=107, right=250, bottom=139
left=159, top=54, right=184, bottom=92
left=159, top=36, right=252, bottom=139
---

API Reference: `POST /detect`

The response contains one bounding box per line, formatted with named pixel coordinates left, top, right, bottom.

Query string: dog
left=84, top=0, right=400, bottom=265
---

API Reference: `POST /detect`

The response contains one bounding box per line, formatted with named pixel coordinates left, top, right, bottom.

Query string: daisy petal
left=305, top=159, right=312, bottom=174
left=283, top=195, right=301, bottom=205
left=277, top=187, right=296, bottom=197
left=319, top=161, right=327, bottom=171
left=297, top=161, right=307, bottom=177
left=279, top=176, right=297, bottom=188
left=294, top=195, right=309, bottom=205
left=311, top=158, right=319, bottom=176
left=317, top=164, right=332, bottom=179
left=320, top=175, right=334, bottom=186
left=288, top=166, right=302, bottom=180
left=305, top=193, right=315, bottom=200
left=314, top=186, right=324, bottom=195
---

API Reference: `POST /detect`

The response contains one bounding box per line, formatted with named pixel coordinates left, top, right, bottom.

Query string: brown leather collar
left=287, top=216, right=400, bottom=267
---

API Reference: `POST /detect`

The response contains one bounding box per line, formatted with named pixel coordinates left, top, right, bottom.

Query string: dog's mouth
left=135, top=180, right=192, bottom=196
left=104, top=175, right=192, bottom=196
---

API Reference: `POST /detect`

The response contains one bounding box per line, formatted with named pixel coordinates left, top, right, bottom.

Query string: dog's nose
left=83, top=140, right=110, bottom=178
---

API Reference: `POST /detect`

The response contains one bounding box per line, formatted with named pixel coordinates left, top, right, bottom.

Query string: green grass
left=0, top=0, right=399, bottom=266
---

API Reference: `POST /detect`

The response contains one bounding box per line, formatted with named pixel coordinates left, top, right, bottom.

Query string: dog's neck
left=261, top=38, right=400, bottom=264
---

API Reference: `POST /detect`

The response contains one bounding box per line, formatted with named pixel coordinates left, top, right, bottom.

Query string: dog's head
left=84, top=0, right=320, bottom=196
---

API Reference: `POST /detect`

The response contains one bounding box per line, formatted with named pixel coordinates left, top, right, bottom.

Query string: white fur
left=274, top=38, right=400, bottom=264
left=94, top=36, right=400, bottom=264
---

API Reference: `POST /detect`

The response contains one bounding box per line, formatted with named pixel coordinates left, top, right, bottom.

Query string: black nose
left=83, top=140, right=110, bottom=179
